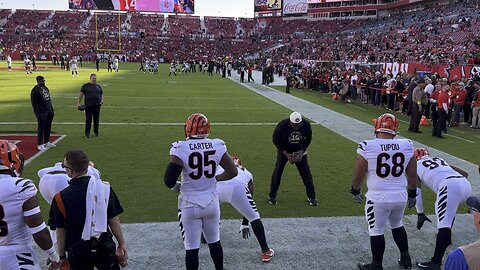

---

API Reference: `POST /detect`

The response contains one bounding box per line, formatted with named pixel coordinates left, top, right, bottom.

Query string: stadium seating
left=0, top=0, right=479, bottom=65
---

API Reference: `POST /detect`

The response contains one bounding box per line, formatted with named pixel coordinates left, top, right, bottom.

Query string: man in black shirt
left=31, top=76, right=56, bottom=150
left=78, top=74, right=104, bottom=138
left=268, top=112, right=317, bottom=206
left=49, top=150, right=128, bottom=270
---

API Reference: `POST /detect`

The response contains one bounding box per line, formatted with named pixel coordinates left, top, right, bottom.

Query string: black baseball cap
left=466, top=196, right=480, bottom=212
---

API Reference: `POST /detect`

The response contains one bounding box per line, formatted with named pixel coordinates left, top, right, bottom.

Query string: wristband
left=23, top=206, right=40, bottom=217
left=29, top=222, right=47, bottom=235
left=408, top=188, right=417, bottom=198
left=44, top=245, right=60, bottom=262
left=350, top=185, right=361, bottom=196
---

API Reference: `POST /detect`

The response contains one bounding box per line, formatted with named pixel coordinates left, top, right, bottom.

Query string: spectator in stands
left=408, top=78, right=427, bottom=133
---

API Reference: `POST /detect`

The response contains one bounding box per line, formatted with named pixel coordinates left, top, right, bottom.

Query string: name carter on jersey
left=189, top=142, right=214, bottom=151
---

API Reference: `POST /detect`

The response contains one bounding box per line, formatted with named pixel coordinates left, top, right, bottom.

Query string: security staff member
left=78, top=74, right=104, bottom=138
left=49, top=150, right=128, bottom=270
left=31, top=76, right=55, bottom=150
left=268, top=112, right=318, bottom=206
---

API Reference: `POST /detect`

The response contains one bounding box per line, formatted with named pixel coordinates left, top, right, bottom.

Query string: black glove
left=407, top=188, right=417, bottom=208
left=77, top=105, right=86, bottom=111
left=350, top=186, right=363, bottom=203
left=416, top=213, right=432, bottom=230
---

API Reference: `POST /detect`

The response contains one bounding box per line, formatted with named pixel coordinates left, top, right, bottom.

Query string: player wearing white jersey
left=0, top=140, right=59, bottom=270
left=24, top=58, right=32, bottom=74
left=351, top=113, right=418, bottom=270
left=413, top=148, right=471, bottom=270
left=70, top=58, right=78, bottom=77
left=164, top=113, right=237, bottom=270
left=169, top=61, right=177, bottom=76
left=7, top=55, right=12, bottom=71
left=114, top=58, right=119, bottom=73
left=216, top=157, right=274, bottom=262
left=38, top=162, right=101, bottom=205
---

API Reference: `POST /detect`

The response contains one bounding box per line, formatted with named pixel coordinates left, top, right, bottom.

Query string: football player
left=351, top=113, right=418, bottom=270
left=0, top=140, right=60, bottom=270
left=173, top=156, right=275, bottom=263
left=164, top=113, right=238, bottom=270
left=70, top=57, right=78, bottom=77
left=38, top=161, right=101, bottom=205
left=413, top=148, right=472, bottom=270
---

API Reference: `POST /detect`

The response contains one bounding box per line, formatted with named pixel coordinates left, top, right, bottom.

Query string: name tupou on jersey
left=170, top=138, right=227, bottom=207
left=357, top=138, right=414, bottom=202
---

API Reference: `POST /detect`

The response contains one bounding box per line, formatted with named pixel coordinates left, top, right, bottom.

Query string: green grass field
left=0, top=61, right=460, bottom=223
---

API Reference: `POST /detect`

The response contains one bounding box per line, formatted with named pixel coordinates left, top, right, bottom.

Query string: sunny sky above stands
left=0, top=0, right=255, bottom=18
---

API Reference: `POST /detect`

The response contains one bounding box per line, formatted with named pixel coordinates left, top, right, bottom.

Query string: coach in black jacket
left=31, top=76, right=55, bottom=150
left=268, top=112, right=317, bottom=206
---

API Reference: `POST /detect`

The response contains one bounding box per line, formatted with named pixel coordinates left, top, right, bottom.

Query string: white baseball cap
left=290, top=112, right=302, bottom=124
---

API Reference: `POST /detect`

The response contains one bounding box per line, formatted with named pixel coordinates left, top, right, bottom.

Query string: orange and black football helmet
left=375, top=113, right=399, bottom=136
left=414, top=148, right=430, bottom=161
left=0, top=140, right=25, bottom=177
left=185, top=113, right=211, bottom=139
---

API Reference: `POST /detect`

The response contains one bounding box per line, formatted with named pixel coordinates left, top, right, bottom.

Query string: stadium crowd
left=0, top=0, right=479, bottom=66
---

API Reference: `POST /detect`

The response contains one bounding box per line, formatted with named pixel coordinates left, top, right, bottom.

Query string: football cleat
left=37, top=144, right=46, bottom=151
left=308, top=198, right=318, bottom=206
left=261, top=249, right=274, bottom=262
left=398, top=255, right=412, bottom=269
left=268, top=197, right=277, bottom=205
left=0, top=140, right=25, bottom=177
left=416, top=261, right=441, bottom=270
left=374, top=113, right=399, bottom=136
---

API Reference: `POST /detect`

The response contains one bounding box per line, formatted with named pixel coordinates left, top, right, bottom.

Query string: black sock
left=185, top=249, right=199, bottom=270
left=370, top=235, right=385, bottom=264
left=251, top=219, right=269, bottom=251
left=208, top=240, right=223, bottom=270
left=392, top=226, right=409, bottom=253
left=432, top=228, right=451, bottom=264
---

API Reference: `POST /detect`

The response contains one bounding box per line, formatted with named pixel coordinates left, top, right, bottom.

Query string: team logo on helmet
left=414, top=148, right=429, bottom=161
left=375, top=113, right=399, bottom=136
left=185, top=113, right=211, bottom=139
left=0, top=140, right=25, bottom=177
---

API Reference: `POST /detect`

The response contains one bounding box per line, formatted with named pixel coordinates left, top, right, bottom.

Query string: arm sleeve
left=444, top=248, right=469, bottom=270
left=302, top=121, right=312, bottom=151
left=272, top=122, right=284, bottom=152
left=31, top=88, right=39, bottom=115
left=107, top=188, right=124, bottom=219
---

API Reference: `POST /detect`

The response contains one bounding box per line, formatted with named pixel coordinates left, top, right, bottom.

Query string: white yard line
left=227, top=73, right=480, bottom=194
left=24, top=135, right=66, bottom=165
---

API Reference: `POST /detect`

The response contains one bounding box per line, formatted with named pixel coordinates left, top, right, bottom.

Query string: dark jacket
left=31, top=85, right=53, bottom=115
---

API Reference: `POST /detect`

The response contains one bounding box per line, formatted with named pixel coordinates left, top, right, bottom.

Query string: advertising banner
left=283, top=0, right=308, bottom=14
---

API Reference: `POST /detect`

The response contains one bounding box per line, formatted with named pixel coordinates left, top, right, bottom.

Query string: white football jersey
left=417, top=156, right=464, bottom=193
left=0, top=175, right=37, bottom=246
left=217, top=166, right=253, bottom=188
left=357, top=138, right=414, bottom=202
left=38, top=163, right=101, bottom=204
left=170, top=138, right=227, bottom=202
